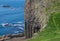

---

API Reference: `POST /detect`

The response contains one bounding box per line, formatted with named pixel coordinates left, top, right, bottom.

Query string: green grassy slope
left=28, top=0, right=60, bottom=41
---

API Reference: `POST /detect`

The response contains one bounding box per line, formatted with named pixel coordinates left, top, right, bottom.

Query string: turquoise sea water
left=0, top=0, right=25, bottom=36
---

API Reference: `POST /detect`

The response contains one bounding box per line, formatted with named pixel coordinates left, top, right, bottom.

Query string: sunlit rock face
left=25, top=0, right=50, bottom=38
left=25, top=0, right=49, bottom=33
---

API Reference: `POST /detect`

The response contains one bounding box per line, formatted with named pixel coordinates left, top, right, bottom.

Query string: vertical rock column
left=25, top=0, right=35, bottom=38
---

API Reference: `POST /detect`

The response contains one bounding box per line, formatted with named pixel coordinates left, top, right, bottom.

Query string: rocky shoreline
left=0, top=33, right=24, bottom=41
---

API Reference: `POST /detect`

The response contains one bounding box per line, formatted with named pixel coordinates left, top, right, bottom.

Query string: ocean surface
left=0, top=0, right=25, bottom=36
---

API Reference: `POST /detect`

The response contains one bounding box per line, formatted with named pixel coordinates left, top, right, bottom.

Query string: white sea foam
left=17, top=22, right=23, bottom=23
left=1, top=23, right=9, bottom=27
left=14, top=31, right=19, bottom=33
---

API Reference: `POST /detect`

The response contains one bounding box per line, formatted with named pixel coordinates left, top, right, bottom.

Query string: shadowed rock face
left=0, top=5, right=11, bottom=8
left=25, top=0, right=50, bottom=38
left=2, top=5, right=11, bottom=8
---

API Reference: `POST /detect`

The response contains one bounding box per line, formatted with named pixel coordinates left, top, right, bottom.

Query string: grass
left=28, top=0, right=60, bottom=41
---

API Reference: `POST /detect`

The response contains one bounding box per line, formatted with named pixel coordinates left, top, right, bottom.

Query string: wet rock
left=2, top=5, right=11, bottom=8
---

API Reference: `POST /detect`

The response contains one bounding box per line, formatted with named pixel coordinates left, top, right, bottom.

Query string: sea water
left=0, top=0, right=25, bottom=36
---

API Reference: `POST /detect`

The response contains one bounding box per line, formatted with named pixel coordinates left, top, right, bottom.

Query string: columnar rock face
left=25, top=0, right=50, bottom=38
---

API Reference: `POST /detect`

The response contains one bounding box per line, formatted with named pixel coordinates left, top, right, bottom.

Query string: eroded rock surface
left=25, top=0, right=49, bottom=38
